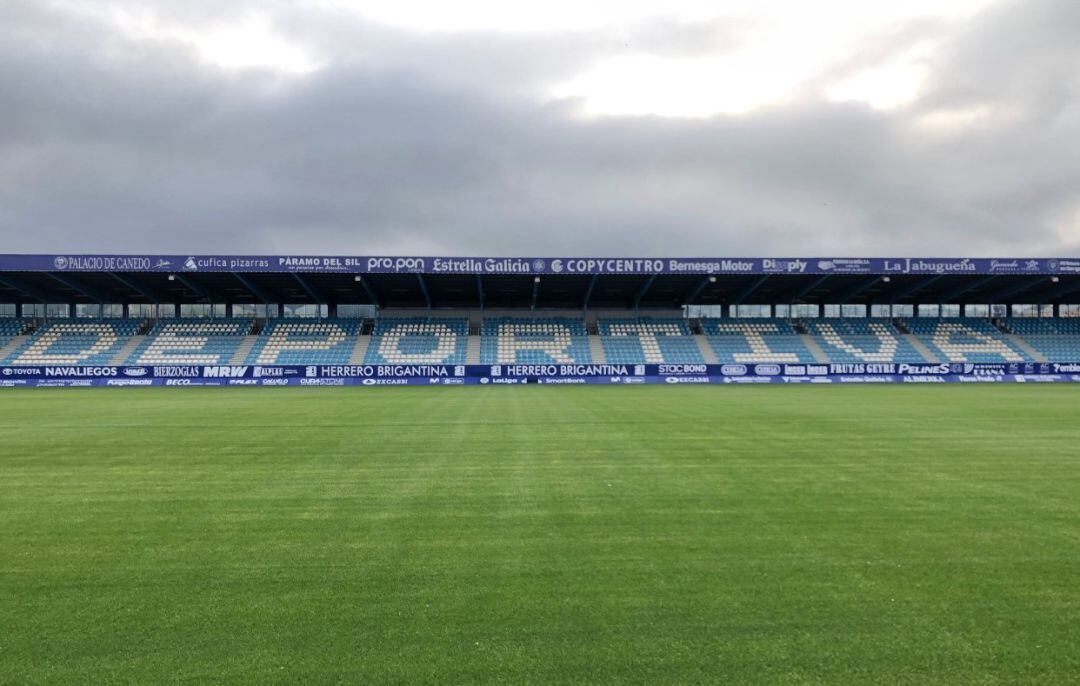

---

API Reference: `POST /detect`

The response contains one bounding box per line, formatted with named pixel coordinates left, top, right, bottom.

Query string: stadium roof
left=1, top=254, right=1080, bottom=309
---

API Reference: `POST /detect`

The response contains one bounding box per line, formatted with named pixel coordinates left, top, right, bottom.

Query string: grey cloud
left=0, top=0, right=1077, bottom=256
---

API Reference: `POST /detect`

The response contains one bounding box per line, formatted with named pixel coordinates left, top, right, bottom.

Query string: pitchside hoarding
left=3, top=254, right=1080, bottom=275
left=3, top=362, right=1080, bottom=386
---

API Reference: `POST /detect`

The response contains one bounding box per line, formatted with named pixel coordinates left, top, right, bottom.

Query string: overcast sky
left=1, top=0, right=1077, bottom=256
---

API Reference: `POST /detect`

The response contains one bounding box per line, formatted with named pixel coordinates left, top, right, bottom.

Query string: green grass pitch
left=2, top=385, right=1079, bottom=684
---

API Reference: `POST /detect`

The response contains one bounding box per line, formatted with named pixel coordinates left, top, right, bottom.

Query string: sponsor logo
left=227, top=379, right=259, bottom=386
left=368, top=257, right=428, bottom=272
left=816, top=259, right=871, bottom=274
left=106, top=379, right=154, bottom=386
left=44, top=367, right=117, bottom=377
left=2, top=367, right=42, bottom=376
left=532, top=259, right=546, bottom=272
left=666, top=259, right=754, bottom=273
left=762, top=259, right=807, bottom=273
left=884, top=258, right=976, bottom=274
left=203, top=366, right=249, bottom=378
left=122, top=367, right=149, bottom=377
left=153, top=366, right=201, bottom=377
left=165, top=379, right=192, bottom=386
left=301, top=378, right=346, bottom=386
left=755, top=364, right=782, bottom=376
left=897, top=363, right=950, bottom=375
left=260, top=379, right=290, bottom=386
left=49, top=256, right=153, bottom=271
left=253, top=366, right=287, bottom=377
left=184, top=256, right=198, bottom=271
left=720, top=364, right=747, bottom=376
left=550, top=259, right=564, bottom=273
left=658, top=364, right=708, bottom=374
left=1053, top=363, right=1080, bottom=373
left=35, top=379, right=94, bottom=387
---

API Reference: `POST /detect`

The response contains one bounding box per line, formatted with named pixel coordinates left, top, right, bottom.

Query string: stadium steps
left=1006, top=334, right=1048, bottom=363
left=230, top=336, right=260, bottom=365
left=903, top=334, right=941, bottom=363
left=466, top=335, right=481, bottom=364
left=799, top=334, right=830, bottom=364
left=350, top=335, right=370, bottom=364
left=0, top=335, right=28, bottom=362
left=693, top=334, right=718, bottom=364
left=588, top=334, right=606, bottom=363
left=111, top=335, right=147, bottom=365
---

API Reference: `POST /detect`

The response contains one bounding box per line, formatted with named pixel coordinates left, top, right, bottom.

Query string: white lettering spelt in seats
left=378, top=323, right=457, bottom=364
left=818, top=322, right=898, bottom=362
left=931, top=323, right=1024, bottom=362
left=714, top=323, right=800, bottom=363
left=257, top=324, right=345, bottom=364
left=496, top=323, right=574, bottom=364
left=608, top=322, right=682, bottom=364
left=14, top=324, right=116, bottom=364
left=138, top=332, right=217, bottom=364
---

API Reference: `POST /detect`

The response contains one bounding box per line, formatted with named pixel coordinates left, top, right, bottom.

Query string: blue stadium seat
left=246, top=319, right=361, bottom=365
left=803, top=318, right=930, bottom=363
left=364, top=318, right=468, bottom=364
left=480, top=317, right=591, bottom=364
left=901, top=318, right=1029, bottom=362
left=0, top=318, right=28, bottom=351
left=1002, top=318, right=1080, bottom=361
left=5, top=319, right=141, bottom=365
left=127, top=319, right=252, bottom=365
left=701, top=318, right=816, bottom=363
left=598, top=318, right=703, bottom=364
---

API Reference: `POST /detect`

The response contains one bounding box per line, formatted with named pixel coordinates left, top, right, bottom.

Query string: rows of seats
left=127, top=319, right=252, bottom=365
left=1004, top=317, right=1080, bottom=335
left=0, top=319, right=28, bottom=350
left=364, top=318, right=468, bottom=365
left=10, top=316, right=1080, bottom=367
left=702, top=318, right=816, bottom=363
left=599, top=318, right=704, bottom=364
left=901, top=318, right=1029, bottom=362
left=1002, top=317, right=1080, bottom=361
left=803, top=318, right=931, bottom=363
left=480, top=317, right=591, bottom=364
left=246, top=319, right=362, bottom=365
left=5, top=319, right=141, bottom=365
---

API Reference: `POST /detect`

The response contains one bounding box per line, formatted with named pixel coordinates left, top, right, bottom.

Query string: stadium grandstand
left=2, top=254, right=1080, bottom=383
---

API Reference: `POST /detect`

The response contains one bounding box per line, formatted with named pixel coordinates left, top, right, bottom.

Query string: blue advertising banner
left=3, top=362, right=1080, bottom=387
left=2, top=254, right=1080, bottom=276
